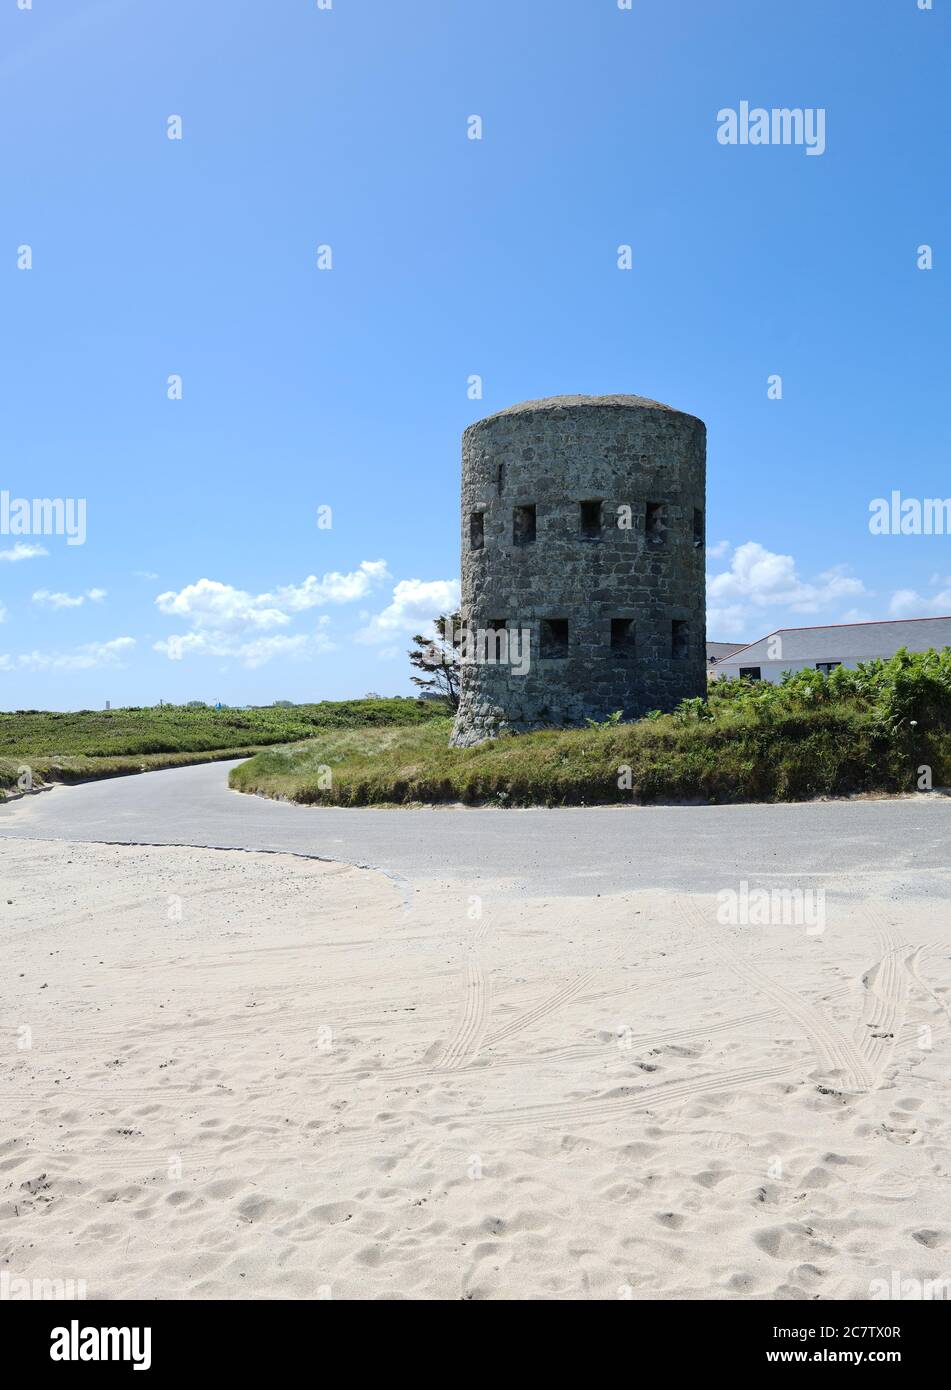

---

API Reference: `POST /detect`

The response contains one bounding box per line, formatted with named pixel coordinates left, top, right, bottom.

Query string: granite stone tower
left=449, top=394, right=707, bottom=747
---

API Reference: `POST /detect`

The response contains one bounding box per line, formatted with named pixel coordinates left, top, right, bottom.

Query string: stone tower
left=449, top=394, right=707, bottom=748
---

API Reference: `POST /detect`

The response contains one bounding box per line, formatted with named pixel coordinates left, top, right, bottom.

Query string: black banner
left=1, top=1299, right=944, bottom=1375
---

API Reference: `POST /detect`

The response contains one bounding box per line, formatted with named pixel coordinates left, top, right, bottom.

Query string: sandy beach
left=1, top=836, right=949, bottom=1300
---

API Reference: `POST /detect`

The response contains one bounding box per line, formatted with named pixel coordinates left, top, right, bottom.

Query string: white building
left=711, top=615, right=951, bottom=684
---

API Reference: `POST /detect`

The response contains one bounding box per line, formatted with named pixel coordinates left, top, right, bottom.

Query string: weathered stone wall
left=450, top=395, right=707, bottom=747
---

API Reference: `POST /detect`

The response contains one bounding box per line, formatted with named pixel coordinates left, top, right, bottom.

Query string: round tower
left=449, top=394, right=707, bottom=747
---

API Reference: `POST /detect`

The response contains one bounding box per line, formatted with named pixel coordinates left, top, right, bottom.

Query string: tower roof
left=469, top=394, right=704, bottom=428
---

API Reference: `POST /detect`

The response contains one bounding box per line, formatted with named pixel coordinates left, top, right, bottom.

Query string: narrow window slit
left=611, top=618, right=636, bottom=657
left=580, top=500, right=602, bottom=540
left=481, top=619, right=507, bottom=663
left=646, top=502, right=667, bottom=546
left=513, top=504, right=536, bottom=545
left=540, top=618, right=569, bottom=659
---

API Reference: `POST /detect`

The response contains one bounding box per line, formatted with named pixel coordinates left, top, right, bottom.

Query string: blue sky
left=1, top=0, right=948, bottom=709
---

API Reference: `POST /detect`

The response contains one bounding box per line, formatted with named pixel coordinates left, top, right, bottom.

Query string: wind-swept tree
left=409, top=611, right=462, bottom=709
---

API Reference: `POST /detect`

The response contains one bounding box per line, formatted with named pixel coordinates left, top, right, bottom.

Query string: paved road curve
left=1, top=759, right=948, bottom=899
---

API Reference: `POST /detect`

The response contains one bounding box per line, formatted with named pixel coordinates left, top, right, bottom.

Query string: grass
left=228, top=650, right=951, bottom=807
left=0, top=698, right=448, bottom=794
left=8, top=651, right=951, bottom=807
left=228, top=707, right=949, bottom=807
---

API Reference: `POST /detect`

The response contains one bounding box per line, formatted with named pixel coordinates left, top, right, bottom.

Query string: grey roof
left=707, top=641, right=749, bottom=662
left=717, top=616, right=951, bottom=666
left=469, top=394, right=704, bottom=429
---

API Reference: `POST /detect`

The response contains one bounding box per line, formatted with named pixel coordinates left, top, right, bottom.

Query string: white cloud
left=706, top=542, right=869, bottom=640
left=34, top=590, right=83, bottom=609
left=272, top=560, right=390, bottom=611
left=709, top=542, right=867, bottom=612
left=0, top=543, right=48, bottom=563
left=889, top=586, right=951, bottom=618
left=155, top=562, right=389, bottom=638
left=704, top=603, right=752, bottom=640
left=153, top=562, right=388, bottom=667
left=154, top=625, right=336, bottom=669
left=32, top=588, right=106, bottom=609
left=155, top=579, right=290, bottom=633
left=3, top=637, right=136, bottom=672
left=707, top=539, right=731, bottom=559
left=355, top=577, right=461, bottom=645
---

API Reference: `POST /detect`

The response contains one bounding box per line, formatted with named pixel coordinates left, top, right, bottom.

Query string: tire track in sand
left=456, top=1063, right=795, bottom=1131
left=430, top=913, right=599, bottom=1073
left=677, top=896, right=876, bottom=1092
left=904, top=943, right=951, bottom=1024
left=856, top=904, right=909, bottom=1082
left=482, top=972, right=596, bottom=1049
left=432, top=916, right=491, bottom=1072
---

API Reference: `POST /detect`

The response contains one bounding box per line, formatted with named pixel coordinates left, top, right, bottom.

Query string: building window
left=513, top=504, right=536, bottom=545
left=580, top=500, right=602, bottom=540
left=470, top=511, right=484, bottom=550
left=739, top=666, right=761, bottom=681
left=816, top=662, right=841, bottom=676
left=610, top=618, right=636, bottom=656
left=671, top=619, right=689, bottom=659
left=693, top=508, right=704, bottom=548
left=540, top=618, right=569, bottom=659
left=646, top=502, right=667, bottom=546
left=481, top=619, right=507, bottom=663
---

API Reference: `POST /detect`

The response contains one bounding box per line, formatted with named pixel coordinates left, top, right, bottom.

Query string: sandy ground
left=1, top=837, right=950, bottom=1301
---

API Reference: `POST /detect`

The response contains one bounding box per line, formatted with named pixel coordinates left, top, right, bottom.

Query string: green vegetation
left=0, top=698, right=448, bottom=793
left=6, top=651, right=949, bottom=806
left=229, top=650, right=951, bottom=807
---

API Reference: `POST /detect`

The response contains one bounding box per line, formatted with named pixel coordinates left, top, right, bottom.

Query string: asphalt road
left=1, top=759, right=948, bottom=900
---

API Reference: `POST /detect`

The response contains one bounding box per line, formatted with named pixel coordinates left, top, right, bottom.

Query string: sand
left=1, top=837, right=949, bottom=1300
